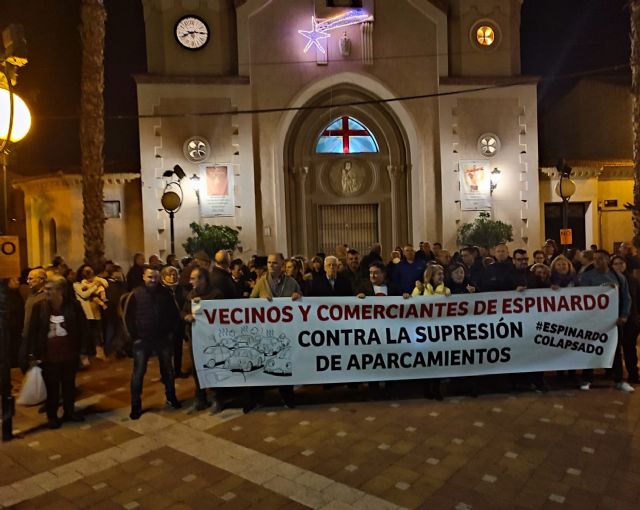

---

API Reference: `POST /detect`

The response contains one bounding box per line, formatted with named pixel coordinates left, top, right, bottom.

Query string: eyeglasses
left=514, top=257, right=529, bottom=262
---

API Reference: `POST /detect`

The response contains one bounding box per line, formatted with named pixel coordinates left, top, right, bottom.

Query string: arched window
left=316, top=116, right=379, bottom=154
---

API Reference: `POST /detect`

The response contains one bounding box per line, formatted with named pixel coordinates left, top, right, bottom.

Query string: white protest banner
left=191, top=287, right=618, bottom=388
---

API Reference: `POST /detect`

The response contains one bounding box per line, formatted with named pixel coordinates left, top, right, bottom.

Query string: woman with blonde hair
left=412, top=263, right=448, bottom=400
left=412, top=264, right=451, bottom=296
left=550, top=254, right=579, bottom=288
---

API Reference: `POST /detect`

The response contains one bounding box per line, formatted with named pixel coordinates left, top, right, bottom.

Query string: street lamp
left=554, top=159, right=576, bottom=246
left=161, top=165, right=186, bottom=255
left=189, top=173, right=201, bottom=204
left=1, top=23, right=29, bottom=442
left=161, top=182, right=183, bottom=255
left=490, top=167, right=501, bottom=194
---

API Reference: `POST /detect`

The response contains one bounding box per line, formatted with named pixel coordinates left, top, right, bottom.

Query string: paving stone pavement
left=1, top=349, right=640, bottom=509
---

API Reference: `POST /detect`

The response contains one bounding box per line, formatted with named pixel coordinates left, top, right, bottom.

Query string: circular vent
left=470, top=19, right=501, bottom=51
left=477, top=133, right=500, bottom=158
left=183, top=136, right=210, bottom=162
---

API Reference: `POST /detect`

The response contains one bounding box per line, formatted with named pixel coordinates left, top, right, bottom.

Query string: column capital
left=290, top=166, right=309, bottom=182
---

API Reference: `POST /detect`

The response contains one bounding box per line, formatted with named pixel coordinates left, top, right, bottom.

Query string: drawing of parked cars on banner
left=200, top=327, right=292, bottom=378
left=264, top=347, right=292, bottom=376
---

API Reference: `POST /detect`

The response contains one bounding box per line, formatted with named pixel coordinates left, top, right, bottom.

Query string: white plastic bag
left=17, top=366, right=47, bottom=406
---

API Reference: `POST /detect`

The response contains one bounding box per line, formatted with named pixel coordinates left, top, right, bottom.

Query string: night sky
left=0, top=0, right=631, bottom=176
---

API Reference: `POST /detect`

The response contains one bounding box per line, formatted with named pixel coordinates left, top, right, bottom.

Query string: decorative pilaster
left=387, top=164, right=405, bottom=248
left=291, top=166, right=309, bottom=253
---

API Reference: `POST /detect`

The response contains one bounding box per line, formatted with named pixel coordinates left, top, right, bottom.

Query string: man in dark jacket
left=355, top=261, right=405, bottom=297
left=479, top=243, right=517, bottom=292
left=339, top=249, right=364, bottom=290
left=126, top=253, right=146, bottom=291
left=460, top=246, right=484, bottom=289
left=309, top=256, right=352, bottom=297
left=124, top=267, right=182, bottom=419
left=391, top=244, right=426, bottom=294
left=210, top=250, right=239, bottom=299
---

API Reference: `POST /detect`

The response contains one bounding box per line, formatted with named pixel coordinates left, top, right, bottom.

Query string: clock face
left=174, top=16, right=210, bottom=50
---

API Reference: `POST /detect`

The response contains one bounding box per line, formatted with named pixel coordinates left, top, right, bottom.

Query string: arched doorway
left=284, top=85, right=411, bottom=256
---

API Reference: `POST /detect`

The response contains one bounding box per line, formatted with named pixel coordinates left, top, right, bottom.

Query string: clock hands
left=180, top=30, right=207, bottom=38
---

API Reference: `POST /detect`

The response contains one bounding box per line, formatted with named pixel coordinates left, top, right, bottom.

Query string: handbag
left=16, top=365, right=47, bottom=406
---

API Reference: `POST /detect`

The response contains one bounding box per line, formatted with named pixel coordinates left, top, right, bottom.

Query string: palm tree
left=631, top=0, right=640, bottom=247
left=80, top=0, right=106, bottom=268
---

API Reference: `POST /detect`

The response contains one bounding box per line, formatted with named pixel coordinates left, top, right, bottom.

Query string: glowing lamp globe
left=554, top=178, right=576, bottom=200
left=161, top=190, right=182, bottom=212
left=0, top=88, right=31, bottom=142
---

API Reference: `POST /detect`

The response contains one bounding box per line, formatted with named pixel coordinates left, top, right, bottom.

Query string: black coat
left=25, top=299, right=82, bottom=366
left=308, top=273, right=353, bottom=297
left=479, top=260, right=518, bottom=292
left=355, top=280, right=403, bottom=296
left=124, top=284, right=181, bottom=345
left=210, top=266, right=239, bottom=299
left=126, top=265, right=145, bottom=291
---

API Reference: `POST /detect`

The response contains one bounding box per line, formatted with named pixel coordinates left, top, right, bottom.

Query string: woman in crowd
left=413, top=264, right=450, bottom=400
left=528, top=263, right=551, bottom=289
left=550, top=255, right=579, bottom=288
left=412, top=264, right=451, bottom=296
left=445, top=263, right=476, bottom=295
left=527, top=263, right=551, bottom=391
left=161, top=265, right=189, bottom=378
left=446, top=263, right=479, bottom=396
left=24, top=277, right=84, bottom=429
left=549, top=255, right=579, bottom=383
left=74, top=265, right=109, bottom=366
left=285, top=257, right=308, bottom=295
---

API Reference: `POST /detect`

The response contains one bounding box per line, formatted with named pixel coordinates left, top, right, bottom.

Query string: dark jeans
left=42, top=360, right=77, bottom=420
left=174, top=335, right=184, bottom=374
left=583, top=325, right=627, bottom=383
left=130, top=340, right=176, bottom=408
left=81, top=319, right=102, bottom=356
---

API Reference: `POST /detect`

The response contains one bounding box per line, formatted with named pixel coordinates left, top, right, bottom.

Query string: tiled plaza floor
left=1, top=349, right=639, bottom=509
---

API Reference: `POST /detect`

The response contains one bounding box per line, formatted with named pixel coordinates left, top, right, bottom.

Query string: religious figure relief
left=341, top=161, right=361, bottom=195
left=206, top=166, right=229, bottom=196
left=463, top=163, right=485, bottom=192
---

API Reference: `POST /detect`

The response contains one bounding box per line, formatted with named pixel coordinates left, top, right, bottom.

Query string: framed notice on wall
left=198, top=164, right=235, bottom=217
left=459, top=160, right=491, bottom=211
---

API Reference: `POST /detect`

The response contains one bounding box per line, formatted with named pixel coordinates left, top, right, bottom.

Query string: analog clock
left=174, top=15, right=210, bottom=50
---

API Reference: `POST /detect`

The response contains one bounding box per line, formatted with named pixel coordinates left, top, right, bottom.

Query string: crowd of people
left=1, top=238, right=639, bottom=429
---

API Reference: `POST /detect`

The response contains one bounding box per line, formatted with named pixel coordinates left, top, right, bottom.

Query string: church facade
left=136, top=0, right=540, bottom=259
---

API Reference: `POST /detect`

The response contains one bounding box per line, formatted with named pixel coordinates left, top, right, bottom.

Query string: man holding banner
left=579, top=249, right=633, bottom=392
left=245, top=253, right=301, bottom=412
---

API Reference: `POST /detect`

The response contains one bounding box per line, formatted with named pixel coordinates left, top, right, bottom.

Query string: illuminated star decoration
left=298, top=9, right=374, bottom=54
left=298, top=17, right=331, bottom=54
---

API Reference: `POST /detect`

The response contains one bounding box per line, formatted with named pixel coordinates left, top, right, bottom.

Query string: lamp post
left=554, top=160, right=576, bottom=247
left=1, top=23, right=29, bottom=442
left=161, top=183, right=183, bottom=255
